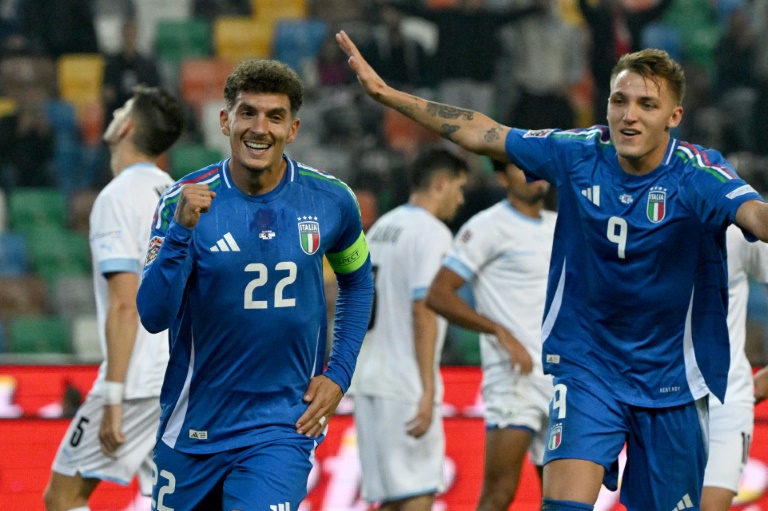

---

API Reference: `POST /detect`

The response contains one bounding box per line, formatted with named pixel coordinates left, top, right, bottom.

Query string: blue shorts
left=152, top=437, right=317, bottom=511
left=543, top=376, right=708, bottom=510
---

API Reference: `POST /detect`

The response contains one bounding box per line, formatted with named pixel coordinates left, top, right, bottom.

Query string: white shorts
left=51, top=391, right=161, bottom=495
left=482, top=366, right=552, bottom=465
left=353, top=395, right=445, bottom=503
left=703, top=399, right=753, bottom=492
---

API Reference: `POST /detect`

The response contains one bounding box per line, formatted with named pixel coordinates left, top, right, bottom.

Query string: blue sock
left=541, top=498, right=594, bottom=511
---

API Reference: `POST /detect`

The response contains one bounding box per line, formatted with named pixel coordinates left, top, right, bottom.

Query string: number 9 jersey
left=137, top=156, right=372, bottom=454
left=505, top=127, right=764, bottom=408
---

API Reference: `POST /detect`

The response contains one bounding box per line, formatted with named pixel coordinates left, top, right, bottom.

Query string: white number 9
left=607, top=216, right=627, bottom=259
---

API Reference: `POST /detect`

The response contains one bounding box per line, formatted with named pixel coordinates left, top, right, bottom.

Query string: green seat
left=155, top=19, right=212, bottom=63
left=447, top=325, right=481, bottom=366
left=170, top=143, right=223, bottom=180
left=23, top=226, right=90, bottom=283
left=8, top=188, right=68, bottom=233
left=10, top=315, right=71, bottom=354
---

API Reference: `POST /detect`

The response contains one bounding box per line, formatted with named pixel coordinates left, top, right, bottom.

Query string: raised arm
left=336, top=30, right=510, bottom=161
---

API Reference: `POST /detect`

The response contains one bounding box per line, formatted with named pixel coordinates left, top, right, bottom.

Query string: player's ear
left=285, top=117, right=300, bottom=144
left=118, top=116, right=133, bottom=138
left=666, top=105, right=683, bottom=131
left=220, top=108, right=231, bottom=136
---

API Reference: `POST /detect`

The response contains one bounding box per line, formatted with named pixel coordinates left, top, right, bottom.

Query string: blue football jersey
left=137, top=156, right=372, bottom=454
left=506, top=126, right=764, bottom=407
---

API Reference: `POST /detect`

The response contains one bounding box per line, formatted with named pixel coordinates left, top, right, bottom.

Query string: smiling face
left=607, top=70, right=683, bottom=175
left=220, top=90, right=300, bottom=185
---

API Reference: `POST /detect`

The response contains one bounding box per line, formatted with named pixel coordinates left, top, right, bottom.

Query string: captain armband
left=326, top=231, right=369, bottom=274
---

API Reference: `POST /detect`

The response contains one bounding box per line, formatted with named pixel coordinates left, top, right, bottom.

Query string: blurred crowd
left=2, top=0, right=768, bottom=363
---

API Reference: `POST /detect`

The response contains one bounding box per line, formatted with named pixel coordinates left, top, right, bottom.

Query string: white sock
left=67, top=507, right=91, bottom=511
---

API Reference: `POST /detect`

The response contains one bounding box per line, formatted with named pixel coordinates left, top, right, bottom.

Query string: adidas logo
left=270, top=503, right=291, bottom=511
left=672, top=493, right=694, bottom=510
left=210, top=232, right=240, bottom=252
left=581, top=185, right=601, bottom=206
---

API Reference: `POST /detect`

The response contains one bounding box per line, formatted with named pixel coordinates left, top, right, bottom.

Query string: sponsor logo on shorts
left=144, top=236, right=164, bottom=267
left=548, top=422, right=563, bottom=450
left=270, top=502, right=291, bottom=511
left=546, top=354, right=560, bottom=364
left=189, top=429, right=208, bottom=440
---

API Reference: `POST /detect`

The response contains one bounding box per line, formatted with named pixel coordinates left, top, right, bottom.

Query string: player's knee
left=42, top=482, right=90, bottom=511
left=541, top=498, right=594, bottom=511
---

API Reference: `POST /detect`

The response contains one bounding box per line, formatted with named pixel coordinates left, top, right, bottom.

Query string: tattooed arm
left=336, top=30, right=510, bottom=162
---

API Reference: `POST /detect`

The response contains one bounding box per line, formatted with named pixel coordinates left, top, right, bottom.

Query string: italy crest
left=548, top=423, right=563, bottom=450
left=298, top=217, right=320, bottom=255
left=646, top=187, right=667, bottom=223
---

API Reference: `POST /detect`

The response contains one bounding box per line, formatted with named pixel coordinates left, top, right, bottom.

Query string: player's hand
left=494, top=325, right=533, bottom=375
left=406, top=392, right=434, bottom=438
left=755, top=367, right=768, bottom=404
left=99, top=403, right=125, bottom=458
left=336, top=30, right=388, bottom=100
left=174, top=184, right=216, bottom=229
left=296, top=375, right=343, bottom=438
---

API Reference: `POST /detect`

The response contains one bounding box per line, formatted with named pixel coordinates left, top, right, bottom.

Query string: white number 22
left=244, top=262, right=297, bottom=309
left=607, top=216, right=627, bottom=259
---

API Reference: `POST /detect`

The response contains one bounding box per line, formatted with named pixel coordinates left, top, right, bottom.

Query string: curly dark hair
left=130, top=85, right=185, bottom=157
left=223, top=59, right=303, bottom=115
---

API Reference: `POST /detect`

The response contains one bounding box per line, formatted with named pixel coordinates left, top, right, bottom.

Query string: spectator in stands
left=0, top=43, right=56, bottom=189
left=714, top=6, right=759, bottom=153
left=496, top=0, right=585, bottom=130
left=102, top=19, right=160, bottom=130
left=17, top=0, right=98, bottom=58
left=578, top=0, right=673, bottom=123
left=385, top=0, right=542, bottom=113
left=360, top=3, right=433, bottom=90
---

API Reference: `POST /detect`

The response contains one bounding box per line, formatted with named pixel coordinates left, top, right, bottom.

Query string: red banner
left=2, top=365, right=768, bottom=510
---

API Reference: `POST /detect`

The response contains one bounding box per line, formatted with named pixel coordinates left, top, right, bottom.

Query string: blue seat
left=271, top=19, right=327, bottom=73
left=0, top=233, right=27, bottom=275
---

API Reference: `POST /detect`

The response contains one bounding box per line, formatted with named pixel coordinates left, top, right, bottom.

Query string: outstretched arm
left=336, top=30, right=510, bottom=162
left=735, top=200, right=768, bottom=242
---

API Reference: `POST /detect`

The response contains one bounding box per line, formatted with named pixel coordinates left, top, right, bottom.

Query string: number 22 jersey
left=137, top=157, right=372, bottom=454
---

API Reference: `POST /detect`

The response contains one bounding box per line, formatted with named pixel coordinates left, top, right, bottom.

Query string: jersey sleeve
left=136, top=185, right=195, bottom=334
left=321, top=186, right=374, bottom=393
left=504, top=127, right=594, bottom=186
left=89, top=191, right=141, bottom=275
left=443, top=211, right=496, bottom=282
left=678, top=145, right=764, bottom=228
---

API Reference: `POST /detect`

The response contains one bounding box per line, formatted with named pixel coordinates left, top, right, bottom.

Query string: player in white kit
left=349, top=147, right=467, bottom=511
left=702, top=225, right=768, bottom=511
left=427, top=161, right=555, bottom=511
left=44, top=85, right=184, bottom=511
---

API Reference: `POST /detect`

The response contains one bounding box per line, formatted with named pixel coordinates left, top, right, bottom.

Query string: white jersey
left=89, top=163, right=173, bottom=399
left=443, top=201, right=556, bottom=378
left=720, top=225, right=768, bottom=407
left=349, top=205, right=452, bottom=403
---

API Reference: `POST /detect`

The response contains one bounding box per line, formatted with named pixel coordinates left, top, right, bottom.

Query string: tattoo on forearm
left=484, top=126, right=502, bottom=142
left=395, top=104, right=417, bottom=118
left=441, top=124, right=460, bottom=139
left=426, top=102, right=474, bottom=120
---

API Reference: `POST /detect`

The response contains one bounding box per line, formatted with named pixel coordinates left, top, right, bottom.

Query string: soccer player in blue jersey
left=337, top=31, right=768, bottom=511
left=136, top=59, right=373, bottom=511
